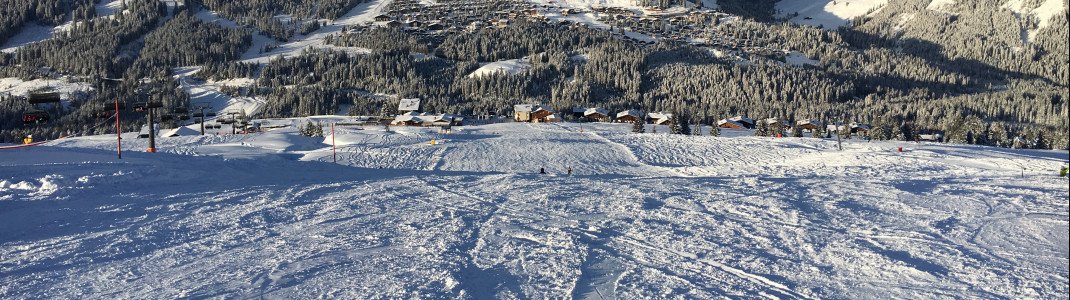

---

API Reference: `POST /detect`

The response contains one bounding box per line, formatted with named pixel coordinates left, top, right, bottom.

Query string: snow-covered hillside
left=778, top=0, right=888, bottom=28
left=2, top=121, right=1067, bottom=298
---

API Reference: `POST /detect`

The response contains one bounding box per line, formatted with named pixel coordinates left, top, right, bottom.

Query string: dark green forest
left=0, top=0, right=1066, bottom=149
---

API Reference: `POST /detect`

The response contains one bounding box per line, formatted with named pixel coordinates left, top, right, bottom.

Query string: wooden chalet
left=796, top=119, right=823, bottom=131
left=583, top=108, right=610, bottom=122
left=647, top=112, right=673, bottom=125
left=615, top=110, right=643, bottom=123
left=717, top=119, right=746, bottom=129
left=727, top=116, right=755, bottom=129
left=514, top=104, right=555, bottom=123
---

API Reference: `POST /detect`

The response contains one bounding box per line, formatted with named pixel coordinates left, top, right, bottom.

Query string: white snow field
left=2, top=121, right=1068, bottom=298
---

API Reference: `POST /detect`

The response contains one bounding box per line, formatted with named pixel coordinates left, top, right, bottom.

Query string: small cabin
left=391, top=112, right=424, bottom=126
left=406, top=20, right=424, bottom=28
left=918, top=133, right=943, bottom=142
left=616, top=110, right=643, bottom=123
left=796, top=119, right=823, bottom=131
left=583, top=108, right=610, bottom=122
left=717, top=119, right=746, bottom=129
left=763, top=118, right=788, bottom=129
left=514, top=104, right=555, bottom=123
left=647, top=112, right=673, bottom=125
left=570, top=107, right=587, bottom=118
left=426, top=22, right=446, bottom=31
left=374, top=14, right=392, bottom=22
left=850, top=123, right=871, bottom=134
left=728, top=116, right=755, bottom=129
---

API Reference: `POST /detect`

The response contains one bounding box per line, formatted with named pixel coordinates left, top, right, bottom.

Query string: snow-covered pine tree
left=989, top=122, right=1008, bottom=147
left=710, top=124, right=720, bottom=137
left=755, top=121, right=768, bottom=137
left=301, top=121, right=324, bottom=137
left=632, top=118, right=645, bottom=133
left=791, top=124, right=803, bottom=137
left=899, top=122, right=914, bottom=141
left=669, top=115, right=683, bottom=134
left=676, top=115, right=691, bottom=135
left=1035, top=131, right=1049, bottom=150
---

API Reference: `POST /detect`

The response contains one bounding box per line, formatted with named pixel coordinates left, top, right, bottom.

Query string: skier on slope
left=540, top=167, right=546, bottom=174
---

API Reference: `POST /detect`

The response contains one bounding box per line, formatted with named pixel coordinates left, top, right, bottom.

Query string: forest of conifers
left=0, top=0, right=1066, bottom=149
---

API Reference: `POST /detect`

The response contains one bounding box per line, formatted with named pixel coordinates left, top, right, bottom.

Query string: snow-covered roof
left=398, top=98, right=421, bottom=111
left=393, top=113, right=463, bottom=125
left=163, top=126, right=200, bottom=137
left=729, top=116, right=754, bottom=125
left=583, top=108, right=609, bottom=116
left=717, top=119, right=744, bottom=128
left=797, top=119, right=823, bottom=126
left=393, top=114, right=419, bottom=123
left=515, top=104, right=540, bottom=112
left=764, top=118, right=781, bottom=124
left=647, top=112, right=672, bottom=120
left=617, top=110, right=642, bottom=118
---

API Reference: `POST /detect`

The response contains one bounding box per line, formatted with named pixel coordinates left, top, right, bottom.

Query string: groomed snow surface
left=2, top=121, right=1068, bottom=298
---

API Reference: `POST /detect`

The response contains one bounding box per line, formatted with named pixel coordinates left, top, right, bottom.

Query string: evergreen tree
left=898, top=123, right=915, bottom=142
left=671, top=114, right=690, bottom=135
left=755, top=121, right=768, bottom=137
left=301, top=121, right=323, bottom=137
left=1035, top=131, right=1049, bottom=150
left=710, top=123, right=720, bottom=137
left=989, top=122, right=1009, bottom=147
left=632, top=118, right=645, bottom=133
left=791, top=124, right=803, bottom=137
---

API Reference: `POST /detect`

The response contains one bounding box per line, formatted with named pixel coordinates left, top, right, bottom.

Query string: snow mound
left=466, top=58, right=531, bottom=78
left=163, top=126, right=202, bottom=137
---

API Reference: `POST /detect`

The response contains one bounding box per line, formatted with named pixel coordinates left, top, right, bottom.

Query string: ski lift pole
left=116, top=97, right=122, bottom=159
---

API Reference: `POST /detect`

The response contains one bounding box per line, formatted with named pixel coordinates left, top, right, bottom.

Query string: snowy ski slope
left=1, top=121, right=1068, bottom=298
